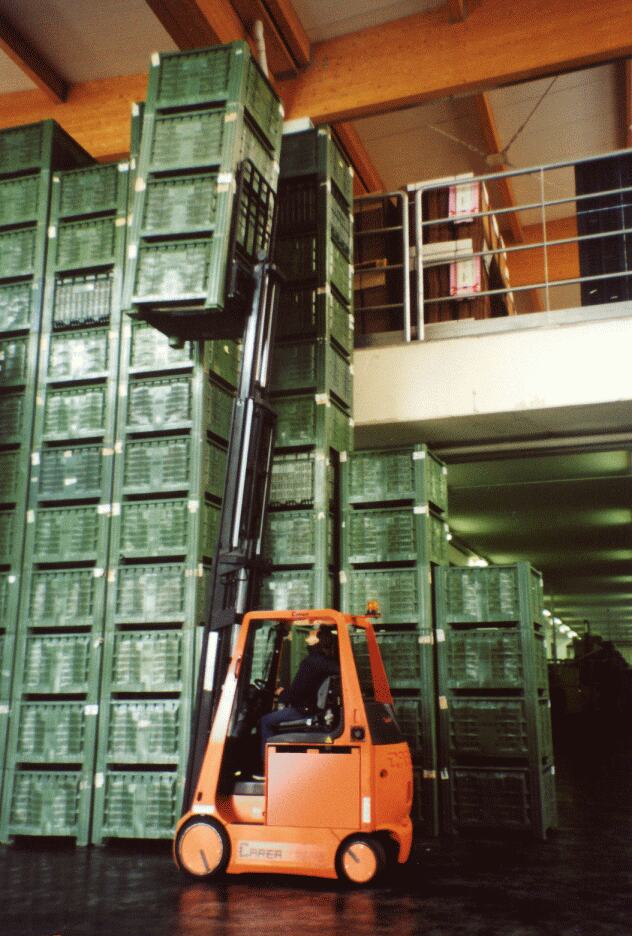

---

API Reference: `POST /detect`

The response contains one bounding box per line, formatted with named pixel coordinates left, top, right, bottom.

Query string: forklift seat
left=267, top=675, right=341, bottom=744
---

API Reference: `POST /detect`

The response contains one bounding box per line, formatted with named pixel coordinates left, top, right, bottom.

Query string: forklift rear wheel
left=175, top=818, right=230, bottom=880
left=336, top=835, right=386, bottom=886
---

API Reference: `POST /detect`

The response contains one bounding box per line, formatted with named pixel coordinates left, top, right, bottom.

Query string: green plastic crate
left=132, top=236, right=220, bottom=303
left=0, top=228, right=36, bottom=278
left=39, top=444, right=103, bottom=499
left=129, top=321, right=193, bottom=371
left=0, top=175, right=40, bottom=226
left=258, top=569, right=335, bottom=611
left=28, top=569, right=96, bottom=628
left=264, top=510, right=334, bottom=566
left=448, top=698, right=530, bottom=759
left=271, top=339, right=352, bottom=410
left=0, top=393, right=24, bottom=443
left=273, top=394, right=353, bottom=452
left=0, top=281, right=35, bottom=333
left=206, top=378, right=234, bottom=441
left=0, top=510, right=15, bottom=564
left=346, top=568, right=423, bottom=625
left=47, top=329, right=109, bottom=380
left=276, top=286, right=353, bottom=357
left=147, top=107, right=273, bottom=177
left=141, top=172, right=225, bottom=235
left=55, top=217, right=116, bottom=269
left=110, top=630, right=185, bottom=693
left=114, top=564, right=186, bottom=623
left=6, top=769, right=84, bottom=837
left=269, top=451, right=335, bottom=508
left=206, top=339, right=240, bottom=388
left=127, top=375, right=193, bottom=430
left=120, top=498, right=190, bottom=557
left=16, top=701, right=89, bottom=762
left=450, top=764, right=556, bottom=836
left=393, top=698, right=424, bottom=760
left=0, top=337, right=29, bottom=385
left=106, top=700, right=182, bottom=764
left=374, top=632, right=423, bottom=689
left=150, top=43, right=282, bottom=151
left=97, top=770, right=179, bottom=840
left=0, top=450, right=20, bottom=502
left=33, top=506, right=99, bottom=562
left=445, top=628, right=526, bottom=690
left=43, top=385, right=106, bottom=439
left=279, top=128, right=353, bottom=206
left=23, top=634, right=93, bottom=693
left=58, top=163, right=120, bottom=216
left=0, top=120, right=91, bottom=175
left=347, top=506, right=448, bottom=565
left=122, top=436, right=191, bottom=494
left=347, top=446, right=448, bottom=512
left=439, top=565, right=542, bottom=623
left=52, top=271, right=113, bottom=328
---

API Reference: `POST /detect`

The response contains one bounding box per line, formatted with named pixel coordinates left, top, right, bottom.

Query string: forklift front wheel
left=175, top=817, right=231, bottom=880
left=335, top=835, right=386, bottom=886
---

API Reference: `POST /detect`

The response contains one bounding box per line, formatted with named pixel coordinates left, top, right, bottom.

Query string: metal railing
left=354, top=148, right=632, bottom=342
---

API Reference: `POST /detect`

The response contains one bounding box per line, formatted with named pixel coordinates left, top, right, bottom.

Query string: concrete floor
left=1, top=745, right=631, bottom=936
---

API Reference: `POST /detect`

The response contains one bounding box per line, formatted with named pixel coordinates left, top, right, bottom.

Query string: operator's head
left=305, top=622, right=337, bottom=658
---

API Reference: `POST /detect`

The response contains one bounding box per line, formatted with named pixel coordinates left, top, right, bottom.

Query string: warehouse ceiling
left=0, top=0, right=630, bottom=642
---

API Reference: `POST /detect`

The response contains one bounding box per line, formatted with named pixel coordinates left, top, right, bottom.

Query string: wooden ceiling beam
left=144, top=0, right=247, bottom=50
left=0, top=13, right=67, bottom=102
left=231, top=0, right=310, bottom=76
left=279, top=0, right=632, bottom=124
left=333, top=122, right=384, bottom=194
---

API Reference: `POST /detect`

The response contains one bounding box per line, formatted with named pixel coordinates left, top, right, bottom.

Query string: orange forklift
left=133, top=160, right=412, bottom=885
left=174, top=609, right=413, bottom=884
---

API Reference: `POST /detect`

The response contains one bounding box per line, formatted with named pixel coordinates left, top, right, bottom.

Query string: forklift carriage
left=174, top=608, right=413, bottom=884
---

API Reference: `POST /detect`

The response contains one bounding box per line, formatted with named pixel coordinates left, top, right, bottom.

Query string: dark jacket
left=280, top=647, right=339, bottom=711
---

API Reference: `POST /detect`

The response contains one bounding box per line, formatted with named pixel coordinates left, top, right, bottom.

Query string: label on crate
left=188, top=500, right=199, bottom=513
left=317, top=284, right=331, bottom=296
left=53, top=175, right=60, bottom=184
left=224, top=112, right=237, bottom=123
left=115, top=217, right=126, bottom=227
left=438, top=695, right=448, bottom=710
left=94, top=772, right=104, bottom=788
left=48, top=225, right=56, bottom=239
left=8, top=575, right=16, bottom=584
left=0, top=705, right=10, bottom=715
left=418, top=634, right=433, bottom=645
left=93, top=568, right=104, bottom=578
left=26, top=510, right=34, bottom=524
left=118, top=162, right=129, bottom=173
left=107, top=569, right=116, bottom=583
left=151, top=52, right=160, bottom=66
left=339, top=451, right=348, bottom=462
left=97, top=504, right=111, bottom=515
left=102, top=447, right=114, bottom=457
left=84, top=705, right=99, bottom=716
left=217, top=173, right=233, bottom=186
left=128, top=245, right=137, bottom=260
left=440, top=769, right=449, bottom=780
left=114, top=441, right=123, bottom=454
left=435, top=629, right=445, bottom=643
left=315, top=393, right=329, bottom=406
left=413, top=505, right=429, bottom=515
left=339, top=571, right=347, bottom=584
left=134, top=176, right=145, bottom=193
left=423, top=770, right=437, bottom=780
left=412, top=450, right=426, bottom=460
left=111, top=503, right=120, bottom=517
left=30, top=452, right=40, bottom=466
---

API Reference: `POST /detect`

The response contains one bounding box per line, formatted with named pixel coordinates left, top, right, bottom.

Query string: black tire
left=175, top=817, right=231, bottom=880
left=335, top=835, right=386, bottom=886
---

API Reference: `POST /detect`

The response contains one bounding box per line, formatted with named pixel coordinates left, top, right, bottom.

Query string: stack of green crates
left=434, top=563, right=556, bottom=839
left=0, top=153, right=126, bottom=845
left=0, top=125, right=90, bottom=771
left=340, top=444, right=450, bottom=834
left=259, top=126, right=355, bottom=613
left=123, top=41, right=283, bottom=335
left=89, top=87, right=247, bottom=843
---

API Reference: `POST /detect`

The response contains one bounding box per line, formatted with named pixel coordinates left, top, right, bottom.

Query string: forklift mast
left=182, top=161, right=280, bottom=810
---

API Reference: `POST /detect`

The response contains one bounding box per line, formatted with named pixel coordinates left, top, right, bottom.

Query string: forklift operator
left=259, top=624, right=340, bottom=760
